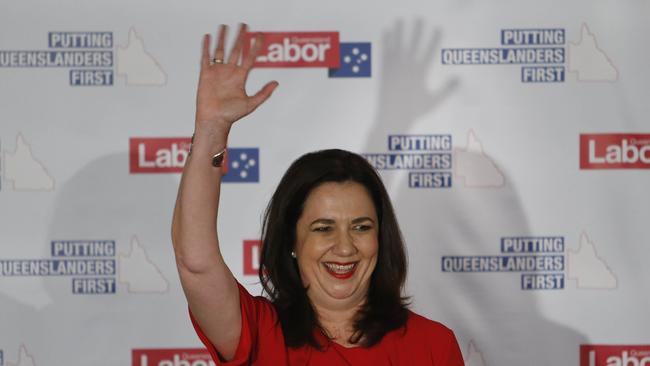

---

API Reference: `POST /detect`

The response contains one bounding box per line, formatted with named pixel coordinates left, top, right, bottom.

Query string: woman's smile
left=323, top=261, right=358, bottom=279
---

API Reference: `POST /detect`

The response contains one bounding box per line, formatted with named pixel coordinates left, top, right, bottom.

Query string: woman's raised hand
left=194, top=24, right=278, bottom=134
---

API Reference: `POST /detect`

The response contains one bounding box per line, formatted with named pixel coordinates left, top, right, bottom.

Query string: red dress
left=190, top=283, right=465, bottom=365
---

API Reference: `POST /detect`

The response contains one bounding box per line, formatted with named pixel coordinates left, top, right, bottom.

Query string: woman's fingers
left=247, top=81, right=279, bottom=112
left=196, top=23, right=276, bottom=123
left=242, top=33, right=262, bottom=70
left=228, top=23, right=247, bottom=65
left=213, top=24, right=227, bottom=63
left=201, top=34, right=210, bottom=68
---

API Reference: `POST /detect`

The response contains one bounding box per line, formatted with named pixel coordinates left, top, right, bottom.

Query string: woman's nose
left=331, top=229, right=357, bottom=256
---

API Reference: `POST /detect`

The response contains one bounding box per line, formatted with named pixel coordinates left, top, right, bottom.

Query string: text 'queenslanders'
left=441, top=255, right=564, bottom=272
left=441, top=28, right=566, bottom=83
left=440, top=48, right=564, bottom=65
left=0, top=32, right=114, bottom=86
left=0, top=51, right=112, bottom=67
left=441, top=236, right=566, bottom=290
left=0, top=259, right=115, bottom=276
left=0, top=240, right=117, bottom=294
left=364, top=134, right=453, bottom=188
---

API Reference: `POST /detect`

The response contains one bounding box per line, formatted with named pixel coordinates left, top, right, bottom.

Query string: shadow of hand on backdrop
left=367, top=19, right=458, bottom=152
left=363, top=19, right=589, bottom=365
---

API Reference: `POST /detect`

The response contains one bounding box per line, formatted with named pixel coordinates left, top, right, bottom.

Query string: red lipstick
left=323, top=262, right=357, bottom=279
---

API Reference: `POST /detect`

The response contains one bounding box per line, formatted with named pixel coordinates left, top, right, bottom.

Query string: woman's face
left=294, top=181, right=379, bottom=311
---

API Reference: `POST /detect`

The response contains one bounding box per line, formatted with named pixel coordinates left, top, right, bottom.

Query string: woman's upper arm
left=178, top=257, right=242, bottom=361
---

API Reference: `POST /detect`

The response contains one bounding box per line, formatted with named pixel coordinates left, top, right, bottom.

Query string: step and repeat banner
left=1, top=0, right=648, bottom=365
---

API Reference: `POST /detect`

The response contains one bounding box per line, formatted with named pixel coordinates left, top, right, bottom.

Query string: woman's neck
left=313, top=299, right=364, bottom=347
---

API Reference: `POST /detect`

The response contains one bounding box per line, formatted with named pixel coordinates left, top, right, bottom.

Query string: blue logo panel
left=329, top=42, right=371, bottom=78
left=223, top=148, right=259, bottom=183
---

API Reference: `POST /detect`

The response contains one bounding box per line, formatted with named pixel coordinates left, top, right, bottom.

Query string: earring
left=291, top=251, right=297, bottom=258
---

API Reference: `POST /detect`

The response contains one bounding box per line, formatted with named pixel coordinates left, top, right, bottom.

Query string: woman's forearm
left=172, top=125, right=229, bottom=273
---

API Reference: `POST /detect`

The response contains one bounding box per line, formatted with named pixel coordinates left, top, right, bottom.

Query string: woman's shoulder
left=404, top=310, right=456, bottom=339
left=369, top=310, right=464, bottom=364
left=385, top=310, right=464, bottom=364
left=233, top=282, right=279, bottom=333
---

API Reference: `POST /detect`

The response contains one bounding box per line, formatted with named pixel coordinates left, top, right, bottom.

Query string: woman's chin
left=324, top=283, right=361, bottom=301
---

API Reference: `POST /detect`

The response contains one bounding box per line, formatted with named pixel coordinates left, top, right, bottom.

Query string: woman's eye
left=353, top=225, right=372, bottom=232
left=313, top=226, right=332, bottom=232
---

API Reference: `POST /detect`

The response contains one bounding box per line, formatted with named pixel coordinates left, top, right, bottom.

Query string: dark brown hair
left=259, top=149, right=409, bottom=348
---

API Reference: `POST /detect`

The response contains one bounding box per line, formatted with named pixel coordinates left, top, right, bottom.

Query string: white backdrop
left=1, top=0, right=649, bottom=365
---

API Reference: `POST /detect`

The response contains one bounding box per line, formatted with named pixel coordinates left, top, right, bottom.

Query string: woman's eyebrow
left=309, top=217, right=375, bottom=225
left=351, top=217, right=375, bottom=224
left=310, top=218, right=336, bottom=226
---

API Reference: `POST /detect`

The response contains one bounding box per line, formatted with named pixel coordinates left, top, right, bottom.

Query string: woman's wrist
left=194, top=117, right=231, bottom=134
left=192, top=121, right=230, bottom=154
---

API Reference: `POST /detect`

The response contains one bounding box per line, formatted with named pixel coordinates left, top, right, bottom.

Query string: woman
left=172, top=24, right=464, bottom=365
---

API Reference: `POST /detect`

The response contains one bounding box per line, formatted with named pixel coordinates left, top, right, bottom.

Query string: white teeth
left=324, top=263, right=355, bottom=273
